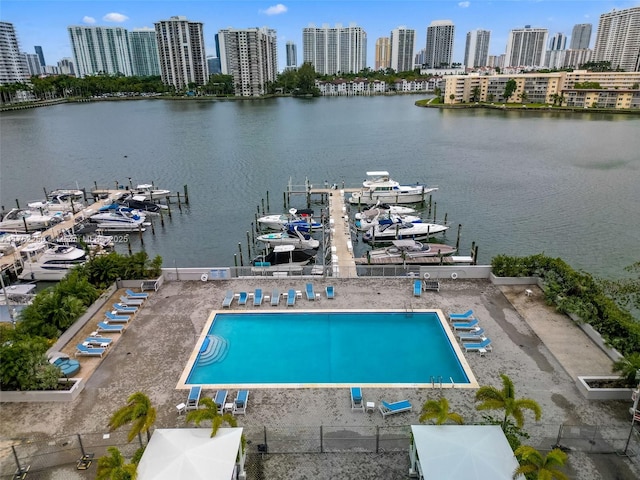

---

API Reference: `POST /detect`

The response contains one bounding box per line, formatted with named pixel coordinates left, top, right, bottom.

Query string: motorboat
left=257, top=226, right=320, bottom=249
left=88, top=206, right=147, bottom=231
left=257, top=208, right=321, bottom=231
left=0, top=208, right=63, bottom=233
left=364, top=239, right=457, bottom=261
left=354, top=202, right=416, bottom=219
left=130, top=184, right=171, bottom=200
left=48, top=189, right=84, bottom=199
left=0, top=233, right=33, bottom=255
left=18, top=242, right=87, bottom=281
left=354, top=212, right=423, bottom=231
left=348, top=171, right=438, bottom=205
left=117, top=195, right=167, bottom=213
left=363, top=221, right=448, bottom=243
left=28, top=194, right=85, bottom=213
left=252, top=244, right=317, bottom=268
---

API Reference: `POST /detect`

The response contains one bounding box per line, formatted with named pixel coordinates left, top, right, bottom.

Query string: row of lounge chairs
left=222, top=284, right=335, bottom=308
left=350, top=387, right=413, bottom=418
left=448, top=309, right=493, bottom=353
left=183, top=386, right=249, bottom=415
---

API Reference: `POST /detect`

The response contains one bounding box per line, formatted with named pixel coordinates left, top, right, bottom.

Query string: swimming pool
left=182, top=310, right=476, bottom=388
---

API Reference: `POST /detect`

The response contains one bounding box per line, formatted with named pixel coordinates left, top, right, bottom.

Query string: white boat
left=354, top=202, right=416, bottom=220
left=365, top=239, right=457, bottom=261
left=130, top=184, right=171, bottom=200
left=18, top=242, right=87, bottom=281
left=28, top=194, right=85, bottom=213
left=348, top=171, right=437, bottom=205
left=257, top=226, right=320, bottom=249
left=0, top=233, right=33, bottom=255
left=257, top=208, right=321, bottom=231
left=0, top=208, right=63, bottom=233
left=89, top=206, right=147, bottom=231
left=354, top=212, right=423, bottom=232
left=363, top=221, right=448, bottom=243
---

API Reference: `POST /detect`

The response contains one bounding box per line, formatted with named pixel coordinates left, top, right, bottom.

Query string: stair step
left=197, top=335, right=229, bottom=366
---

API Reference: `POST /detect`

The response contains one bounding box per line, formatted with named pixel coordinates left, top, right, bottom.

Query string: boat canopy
left=366, top=171, right=390, bottom=177
left=273, top=244, right=295, bottom=253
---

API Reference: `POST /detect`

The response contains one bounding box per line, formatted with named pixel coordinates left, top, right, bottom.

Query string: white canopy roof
left=411, top=425, right=523, bottom=480
left=137, top=428, right=243, bottom=480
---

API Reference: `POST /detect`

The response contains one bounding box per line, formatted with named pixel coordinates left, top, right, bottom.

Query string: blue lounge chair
left=126, top=289, right=148, bottom=298
left=464, top=338, right=492, bottom=352
left=214, top=389, right=228, bottom=414
left=75, top=343, right=106, bottom=357
left=49, top=355, right=80, bottom=377
left=120, top=295, right=144, bottom=306
left=253, top=288, right=263, bottom=306
left=413, top=279, right=422, bottom=297
left=351, top=387, right=364, bottom=412
left=186, top=385, right=202, bottom=410
left=452, top=318, right=480, bottom=331
left=325, top=285, right=335, bottom=299
left=222, top=290, right=234, bottom=308
left=233, top=390, right=249, bottom=415
left=96, top=321, right=124, bottom=333
left=305, top=283, right=316, bottom=300
left=85, top=336, right=113, bottom=347
left=112, top=303, right=138, bottom=313
left=448, top=309, right=474, bottom=321
left=379, top=399, right=412, bottom=417
left=238, top=292, right=248, bottom=306
left=105, top=311, right=131, bottom=323
left=287, top=289, right=296, bottom=307
left=271, top=289, right=280, bottom=306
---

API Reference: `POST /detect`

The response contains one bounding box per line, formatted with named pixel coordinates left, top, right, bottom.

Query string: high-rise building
left=570, top=24, right=592, bottom=49
left=129, top=29, right=161, bottom=77
left=464, top=29, right=491, bottom=67
left=549, top=33, right=567, bottom=51
left=155, top=16, right=208, bottom=89
left=218, top=27, right=278, bottom=97
left=0, top=21, right=30, bottom=85
left=23, top=53, right=42, bottom=76
left=68, top=26, right=133, bottom=77
left=34, top=45, right=46, bottom=67
left=302, top=23, right=367, bottom=75
left=563, top=49, right=592, bottom=69
left=58, top=58, right=76, bottom=76
left=286, top=41, right=297, bottom=69
left=390, top=27, right=415, bottom=72
left=504, top=26, right=548, bottom=67
left=593, top=7, right=640, bottom=72
left=414, top=48, right=426, bottom=67
left=207, top=56, right=221, bottom=74
left=375, top=37, right=390, bottom=70
left=424, top=20, right=455, bottom=69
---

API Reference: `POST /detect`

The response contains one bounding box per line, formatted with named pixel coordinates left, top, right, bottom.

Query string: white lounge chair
left=112, top=303, right=138, bottom=313
left=233, top=390, right=249, bottom=415
left=222, top=290, right=234, bottom=308
left=271, top=289, right=280, bottom=306
left=457, top=327, right=485, bottom=341
left=186, top=385, right=202, bottom=410
left=351, top=387, right=365, bottom=412
left=379, top=400, right=412, bottom=417
left=120, top=295, right=144, bottom=306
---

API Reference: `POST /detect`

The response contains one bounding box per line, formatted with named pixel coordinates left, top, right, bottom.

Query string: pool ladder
left=431, top=376, right=456, bottom=392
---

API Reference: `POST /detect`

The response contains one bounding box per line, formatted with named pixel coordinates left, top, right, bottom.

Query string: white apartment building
left=593, top=7, right=640, bottom=72
left=0, top=21, right=31, bottom=85
left=390, top=27, right=415, bottom=72
left=570, top=24, right=592, bottom=49
left=504, top=26, right=548, bottom=68
left=303, top=23, right=367, bottom=75
left=464, top=29, right=491, bottom=68
left=424, top=20, right=455, bottom=68
left=68, top=26, right=133, bottom=77
left=129, top=30, right=161, bottom=77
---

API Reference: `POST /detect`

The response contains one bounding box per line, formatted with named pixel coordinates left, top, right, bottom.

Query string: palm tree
left=419, top=397, right=464, bottom=425
left=109, top=392, right=157, bottom=443
left=612, top=352, right=640, bottom=387
left=475, top=374, right=542, bottom=430
left=96, top=447, right=137, bottom=480
left=186, top=397, right=237, bottom=437
left=513, top=445, right=568, bottom=480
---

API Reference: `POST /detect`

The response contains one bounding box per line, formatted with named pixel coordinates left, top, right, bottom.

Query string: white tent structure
left=409, top=425, right=524, bottom=479
left=137, top=428, right=245, bottom=480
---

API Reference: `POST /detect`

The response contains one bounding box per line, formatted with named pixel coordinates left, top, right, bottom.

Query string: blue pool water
left=186, top=311, right=470, bottom=385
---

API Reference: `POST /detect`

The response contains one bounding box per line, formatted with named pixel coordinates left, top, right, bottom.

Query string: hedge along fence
left=491, top=254, right=640, bottom=356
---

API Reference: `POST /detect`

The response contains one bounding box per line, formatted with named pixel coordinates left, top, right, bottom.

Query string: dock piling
left=183, top=185, right=189, bottom=205
left=238, top=242, right=244, bottom=267
left=15, top=199, right=20, bottom=209
left=266, top=191, right=270, bottom=212
left=246, top=231, right=251, bottom=256
left=455, top=224, right=462, bottom=251
left=138, top=225, right=144, bottom=245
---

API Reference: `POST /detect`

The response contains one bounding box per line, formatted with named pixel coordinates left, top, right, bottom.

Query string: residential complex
left=549, top=32, right=567, bottom=51
left=68, top=26, right=133, bottom=77
left=570, top=24, right=592, bottom=49
left=302, top=23, right=367, bottom=75
left=390, top=27, right=415, bottom=72
left=464, top=29, right=490, bottom=68
left=424, top=20, right=454, bottom=68
left=593, top=7, right=640, bottom=72
left=504, top=26, right=548, bottom=68
left=286, top=41, right=297, bottom=69
left=0, top=21, right=30, bottom=85
left=128, top=30, right=161, bottom=77
left=154, top=16, right=207, bottom=90
left=375, top=37, right=390, bottom=70
left=218, top=27, right=278, bottom=97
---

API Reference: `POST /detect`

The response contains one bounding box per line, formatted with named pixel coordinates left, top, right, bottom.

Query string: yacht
left=252, top=244, right=317, bottom=268
left=348, top=171, right=437, bottom=205
left=257, top=208, right=321, bottom=231
left=257, top=226, right=320, bottom=249
left=130, top=184, right=171, bottom=200
left=365, top=239, right=457, bottom=261
left=0, top=208, right=63, bottom=233
left=89, top=206, right=147, bottom=231
left=363, top=221, right=448, bottom=243
left=28, top=194, right=85, bottom=213
left=18, top=242, right=87, bottom=281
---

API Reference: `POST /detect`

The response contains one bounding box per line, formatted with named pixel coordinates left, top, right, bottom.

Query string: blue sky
left=3, top=1, right=639, bottom=71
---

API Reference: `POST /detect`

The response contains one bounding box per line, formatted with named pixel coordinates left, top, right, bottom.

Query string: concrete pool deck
left=1, top=278, right=639, bottom=479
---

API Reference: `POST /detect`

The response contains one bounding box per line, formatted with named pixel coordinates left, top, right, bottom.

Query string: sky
left=2, top=0, right=640, bottom=72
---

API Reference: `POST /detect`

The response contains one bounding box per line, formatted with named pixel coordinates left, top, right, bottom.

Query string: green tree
left=518, top=91, right=529, bottom=103
left=513, top=445, right=568, bottom=480
left=419, top=397, right=464, bottom=425
left=186, top=397, right=237, bottom=437
left=108, top=392, right=157, bottom=443
left=487, top=93, right=495, bottom=102
left=503, top=79, right=517, bottom=102
left=18, top=290, right=86, bottom=338
left=475, top=374, right=542, bottom=430
left=612, top=352, right=640, bottom=387
left=296, top=62, right=319, bottom=96
left=449, top=94, right=455, bottom=103
left=96, top=447, right=137, bottom=480
left=470, top=86, right=481, bottom=102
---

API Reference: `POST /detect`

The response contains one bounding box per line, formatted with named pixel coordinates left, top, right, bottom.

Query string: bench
left=423, top=280, right=440, bottom=292
left=141, top=278, right=160, bottom=292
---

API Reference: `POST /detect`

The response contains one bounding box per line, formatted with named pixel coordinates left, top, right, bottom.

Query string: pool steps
left=197, top=335, right=228, bottom=366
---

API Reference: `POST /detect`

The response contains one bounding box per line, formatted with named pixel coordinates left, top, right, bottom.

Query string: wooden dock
left=322, top=188, right=358, bottom=278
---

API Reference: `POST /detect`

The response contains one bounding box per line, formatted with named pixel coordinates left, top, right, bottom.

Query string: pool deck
left=0, top=277, right=638, bottom=479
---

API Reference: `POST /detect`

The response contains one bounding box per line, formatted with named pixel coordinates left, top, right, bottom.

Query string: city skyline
left=2, top=1, right=639, bottom=72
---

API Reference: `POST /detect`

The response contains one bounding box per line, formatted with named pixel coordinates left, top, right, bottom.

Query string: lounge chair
left=253, top=288, right=263, bottom=306
left=379, top=399, right=412, bottom=417
left=238, top=292, right=248, bottom=306
left=126, top=289, right=148, bottom=299
left=105, top=311, right=131, bottom=323
left=222, top=290, right=234, bottom=308
left=271, top=289, right=280, bottom=306
left=96, top=321, right=124, bottom=333
left=49, top=354, right=80, bottom=376
left=457, top=328, right=485, bottom=341
left=325, top=285, right=335, bottom=299
left=413, top=279, right=422, bottom=297
left=112, top=303, right=138, bottom=313
left=120, top=295, right=144, bottom=306
left=452, top=318, right=480, bottom=331
left=186, top=385, right=202, bottom=411
left=214, top=389, right=228, bottom=414
left=233, top=390, right=249, bottom=415
left=75, top=343, right=106, bottom=357
left=351, top=387, right=365, bottom=412
left=464, top=338, right=492, bottom=352
left=287, top=289, right=296, bottom=307
left=85, top=336, right=113, bottom=347
left=448, top=309, right=474, bottom=321
left=305, top=283, right=316, bottom=301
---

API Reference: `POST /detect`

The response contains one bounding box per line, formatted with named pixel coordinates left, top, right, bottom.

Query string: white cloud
left=458, top=1, right=470, bottom=7
left=260, top=4, right=288, bottom=16
left=103, top=12, right=129, bottom=23
left=83, top=16, right=96, bottom=24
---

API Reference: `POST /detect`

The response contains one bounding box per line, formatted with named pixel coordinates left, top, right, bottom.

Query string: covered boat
left=365, top=239, right=457, bottom=261
left=348, top=171, right=437, bottom=205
